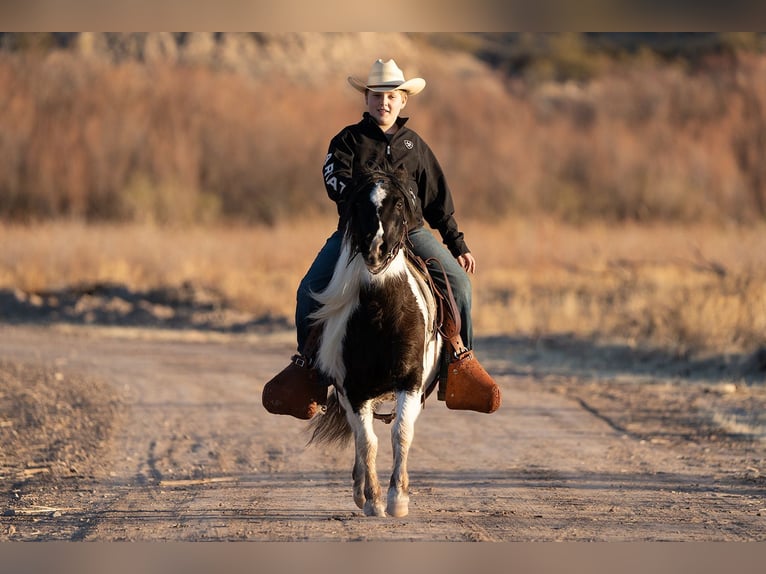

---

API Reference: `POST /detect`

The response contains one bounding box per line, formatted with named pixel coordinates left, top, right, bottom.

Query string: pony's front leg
left=352, top=455, right=365, bottom=510
left=387, top=390, right=421, bottom=517
left=348, top=402, right=385, bottom=517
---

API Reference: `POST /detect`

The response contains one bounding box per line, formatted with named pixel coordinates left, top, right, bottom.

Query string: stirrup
left=443, top=350, right=501, bottom=414
left=262, top=354, right=328, bottom=420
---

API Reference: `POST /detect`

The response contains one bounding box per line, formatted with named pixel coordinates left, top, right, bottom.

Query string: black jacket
left=322, top=112, right=469, bottom=257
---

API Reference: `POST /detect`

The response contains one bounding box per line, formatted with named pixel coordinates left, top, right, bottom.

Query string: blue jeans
left=295, top=227, right=473, bottom=352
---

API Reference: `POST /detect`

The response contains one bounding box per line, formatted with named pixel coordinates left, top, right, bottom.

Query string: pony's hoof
left=363, top=500, right=386, bottom=517
left=386, top=497, right=409, bottom=518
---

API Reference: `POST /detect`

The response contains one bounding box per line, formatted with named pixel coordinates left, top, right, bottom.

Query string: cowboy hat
left=348, top=59, right=426, bottom=95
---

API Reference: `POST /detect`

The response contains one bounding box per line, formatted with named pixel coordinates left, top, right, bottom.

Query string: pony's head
left=342, top=164, right=417, bottom=274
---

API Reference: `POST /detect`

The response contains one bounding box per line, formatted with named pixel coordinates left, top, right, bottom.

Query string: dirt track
left=1, top=322, right=764, bottom=541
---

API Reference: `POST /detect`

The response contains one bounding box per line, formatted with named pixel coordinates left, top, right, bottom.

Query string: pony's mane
left=309, top=240, right=365, bottom=322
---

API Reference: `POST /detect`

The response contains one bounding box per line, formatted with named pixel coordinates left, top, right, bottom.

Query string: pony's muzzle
left=363, top=238, right=388, bottom=272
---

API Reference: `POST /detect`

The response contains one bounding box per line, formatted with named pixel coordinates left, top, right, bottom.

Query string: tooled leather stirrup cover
left=262, top=358, right=327, bottom=419
left=444, top=350, right=501, bottom=413
left=261, top=328, right=328, bottom=419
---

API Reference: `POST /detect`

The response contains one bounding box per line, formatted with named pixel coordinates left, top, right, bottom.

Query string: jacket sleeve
left=322, top=129, right=354, bottom=204
left=418, top=141, right=470, bottom=257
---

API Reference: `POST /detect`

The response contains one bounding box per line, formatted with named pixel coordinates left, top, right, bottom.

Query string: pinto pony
left=307, top=165, right=442, bottom=517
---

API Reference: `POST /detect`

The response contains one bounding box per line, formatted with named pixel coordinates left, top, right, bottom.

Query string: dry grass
left=464, top=218, right=766, bottom=355
left=2, top=219, right=766, bottom=356
left=0, top=219, right=333, bottom=319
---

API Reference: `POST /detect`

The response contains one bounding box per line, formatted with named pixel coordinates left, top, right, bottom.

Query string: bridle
left=367, top=217, right=408, bottom=276
left=346, top=172, right=412, bottom=276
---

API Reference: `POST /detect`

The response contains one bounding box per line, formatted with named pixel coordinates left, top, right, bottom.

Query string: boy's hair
left=365, top=89, right=408, bottom=103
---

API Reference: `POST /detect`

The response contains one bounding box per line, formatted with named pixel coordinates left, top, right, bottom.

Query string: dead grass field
left=2, top=218, right=766, bottom=357
left=467, top=218, right=766, bottom=356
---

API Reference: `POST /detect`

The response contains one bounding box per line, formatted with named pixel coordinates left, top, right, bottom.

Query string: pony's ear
left=394, top=163, right=408, bottom=182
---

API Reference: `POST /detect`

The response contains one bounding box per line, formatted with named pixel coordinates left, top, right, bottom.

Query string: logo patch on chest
left=403, top=139, right=414, bottom=149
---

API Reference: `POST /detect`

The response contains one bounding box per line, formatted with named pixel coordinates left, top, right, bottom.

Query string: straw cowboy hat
left=348, top=59, right=426, bottom=95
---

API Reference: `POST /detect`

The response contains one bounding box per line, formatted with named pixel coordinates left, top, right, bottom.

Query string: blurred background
left=2, top=32, right=766, bottom=225
left=2, top=32, right=766, bottom=357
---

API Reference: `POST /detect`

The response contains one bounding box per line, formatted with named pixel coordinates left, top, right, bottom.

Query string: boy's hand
left=457, top=253, right=476, bottom=274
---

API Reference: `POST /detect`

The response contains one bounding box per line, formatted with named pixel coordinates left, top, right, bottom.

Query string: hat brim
left=348, top=76, right=426, bottom=95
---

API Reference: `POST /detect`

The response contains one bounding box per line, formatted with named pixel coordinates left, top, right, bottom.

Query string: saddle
left=405, top=250, right=463, bottom=353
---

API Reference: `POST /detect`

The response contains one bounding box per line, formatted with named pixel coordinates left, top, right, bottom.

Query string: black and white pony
left=308, top=165, right=442, bottom=517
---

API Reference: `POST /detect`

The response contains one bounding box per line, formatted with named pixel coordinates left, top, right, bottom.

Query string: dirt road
left=1, top=323, right=764, bottom=541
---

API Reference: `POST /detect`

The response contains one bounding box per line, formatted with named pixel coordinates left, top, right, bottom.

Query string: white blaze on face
left=370, top=181, right=388, bottom=209
left=369, top=182, right=387, bottom=255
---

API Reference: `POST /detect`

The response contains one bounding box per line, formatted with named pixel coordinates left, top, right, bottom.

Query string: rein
left=368, top=219, right=408, bottom=276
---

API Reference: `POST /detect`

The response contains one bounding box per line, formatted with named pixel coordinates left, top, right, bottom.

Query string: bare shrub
left=3, top=47, right=766, bottom=224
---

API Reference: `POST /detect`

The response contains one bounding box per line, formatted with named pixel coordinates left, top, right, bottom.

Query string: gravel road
left=1, top=324, right=764, bottom=541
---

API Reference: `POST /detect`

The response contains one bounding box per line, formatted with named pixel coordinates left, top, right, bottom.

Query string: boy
left=263, top=59, right=499, bottom=419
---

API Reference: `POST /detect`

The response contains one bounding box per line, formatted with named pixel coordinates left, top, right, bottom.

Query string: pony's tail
left=307, top=389, right=353, bottom=448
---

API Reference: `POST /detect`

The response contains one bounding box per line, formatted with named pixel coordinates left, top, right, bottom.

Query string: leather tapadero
left=262, top=357, right=328, bottom=420
left=445, top=351, right=501, bottom=414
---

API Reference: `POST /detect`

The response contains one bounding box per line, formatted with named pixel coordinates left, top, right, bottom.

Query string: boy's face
left=365, top=90, right=407, bottom=128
